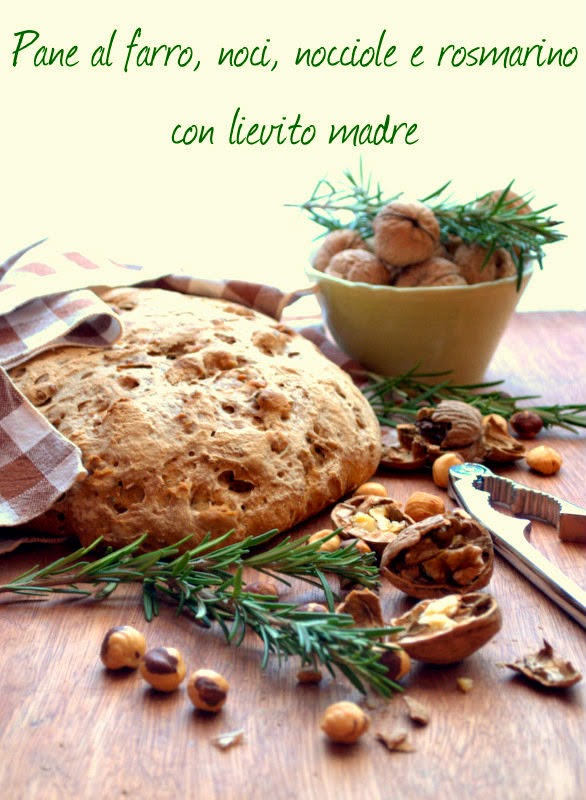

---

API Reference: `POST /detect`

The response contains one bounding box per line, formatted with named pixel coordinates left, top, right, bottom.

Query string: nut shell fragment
left=482, top=414, right=526, bottom=463
left=503, top=639, right=582, bottom=688
left=390, top=592, right=502, bottom=664
left=381, top=511, right=494, bottom=598
left=417, top=401, right=483, bottom=450
left=337, top=588, right=385, bottom=628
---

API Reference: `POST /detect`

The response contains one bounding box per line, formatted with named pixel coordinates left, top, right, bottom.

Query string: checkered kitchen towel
left=0, top=239, right=353, bottom=534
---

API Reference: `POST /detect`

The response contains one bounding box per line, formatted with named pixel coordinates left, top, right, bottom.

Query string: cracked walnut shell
left=380, top=510, right=494, bottom=598
left=331, top=495, right=413, bottom=555
left=482, top=414, right=526, bottom=463
left=373, top=201, right=440, bottom=267
left=390, top=593, right=502, bottom=664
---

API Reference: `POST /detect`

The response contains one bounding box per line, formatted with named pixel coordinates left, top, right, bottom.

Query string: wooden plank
left=1, top=311, right=585, bottom=800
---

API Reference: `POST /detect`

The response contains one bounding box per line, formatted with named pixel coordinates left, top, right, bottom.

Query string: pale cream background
left=1, top=0, right=585, bottom=309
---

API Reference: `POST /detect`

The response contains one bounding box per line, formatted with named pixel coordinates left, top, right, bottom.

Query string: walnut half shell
left=380, top=511, right=494, bottom=598
left=390, top=592, right=502, bottom=664
left=331, top=495, right=413, bottom=555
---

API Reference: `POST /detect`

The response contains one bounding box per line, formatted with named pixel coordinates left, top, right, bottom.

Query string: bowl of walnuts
left=300, top=172, right=563, bottom=383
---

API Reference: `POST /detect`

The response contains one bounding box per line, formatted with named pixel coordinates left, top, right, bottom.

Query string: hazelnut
left=243, top=579, right=280, bottom=598
left=377, top=647, right=412, bottom=681
left=187, top=668, right=230, bottom=712
left=509, top=410, right=544, bottom=439
left=312, top=228, right=369, bottom=272
left=139, top=646, right=186, bottom=692
left=325, top=249, right=390, bottom=284
left=404, top=491, right=446, bottom=522
left=373, top=202, right=440, bottom=267
left=100, top=625, right=147, bottom=670
left=354, top=481, right=388, bottom=498
left=432, top=452, right=465, bottom=488
left=320, top=701, right=370, bottom=744
left=297, top=667, right=323, bottom=684
left=341, top=538, right=373, bottom=555
left=307, top=529, right=342, bottom=552
left=296, top=601, right=329, bottom=613
left=526, top=445, right=563, bottom=475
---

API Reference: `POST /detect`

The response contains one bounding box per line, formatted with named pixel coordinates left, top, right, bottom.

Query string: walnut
left=390, top=593, right=502, bottom=664
left=331, top=495, right=413, bottom=555
left=453, top=243, right=516, bottom=284
left=477, top=188, right=533, bottom=215
left=380, top=510, right=494, bottom=598
left=373, top=202, right=440, bottom=267
left=481, top=413, right=526, bottom=463
left=416, top=401, right=483, bottom=450
left=325, top=249, right=391, bottom=284
left=393, top=257, right=467, bottom=287
left=312, top=228, right=369, bottom=272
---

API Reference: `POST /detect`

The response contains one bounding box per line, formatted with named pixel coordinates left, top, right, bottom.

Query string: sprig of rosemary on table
left=293, top=166, right=565, bottom=285
left=0, top=530, right=402, bottom=697
left=361, top=367, right=586, bottom=432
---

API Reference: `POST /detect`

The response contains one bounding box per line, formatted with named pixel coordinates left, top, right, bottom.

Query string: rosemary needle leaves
left=294, top=166, right=564, bottom=285
left=361, top=368, right=586, bottom=432
left=0, top=531, right=403, bottom=697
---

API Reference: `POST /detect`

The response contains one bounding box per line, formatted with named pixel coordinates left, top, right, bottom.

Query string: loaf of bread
left=10, top=288, right=381, bottom=550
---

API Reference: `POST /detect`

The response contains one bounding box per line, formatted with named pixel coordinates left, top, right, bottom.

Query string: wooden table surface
left=1, top=311, right=585, bottom=800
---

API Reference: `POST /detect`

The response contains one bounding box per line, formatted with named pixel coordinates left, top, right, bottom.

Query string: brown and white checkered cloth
left=0, top=239, right=353, bottom=533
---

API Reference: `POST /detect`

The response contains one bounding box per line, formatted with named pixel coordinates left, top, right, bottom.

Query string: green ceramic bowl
left=306, top=264, right=532, bottom=383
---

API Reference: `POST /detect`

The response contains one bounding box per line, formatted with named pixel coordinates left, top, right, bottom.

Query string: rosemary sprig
left=292, top=162, right=401, bottom=240
left=0, top=531, right=402, bottom=697
left=293, top=167, right=564, bottom=284
left=361, top=367, right=586, bottom=432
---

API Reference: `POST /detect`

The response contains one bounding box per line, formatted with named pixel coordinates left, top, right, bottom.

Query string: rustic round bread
left=10, top=288, right=381, bottom=551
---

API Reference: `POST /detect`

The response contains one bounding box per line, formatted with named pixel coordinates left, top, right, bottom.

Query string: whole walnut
left=373, top=202, right=440, bottom=267
left=325, top=249, right=391, bottom=285
left=453, top=243, right=516, bottom=283
left=477, top=188, right=533, bottom=216
left=394, top=257, right=467, bottom=287
left=312, top=229, right=369, bottom=272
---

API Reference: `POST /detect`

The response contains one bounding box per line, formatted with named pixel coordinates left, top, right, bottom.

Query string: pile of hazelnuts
left=313, top=194, right=524, bottom=288
left=100, top=625, right=229, bottom=713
